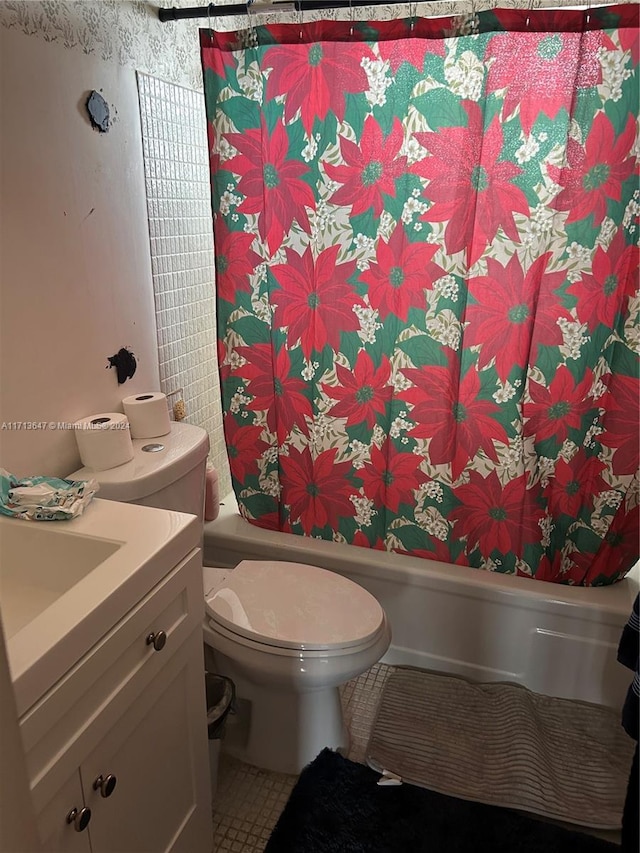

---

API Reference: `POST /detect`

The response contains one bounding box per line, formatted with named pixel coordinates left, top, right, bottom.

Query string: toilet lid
left=205, top=560, right=385, bottom=651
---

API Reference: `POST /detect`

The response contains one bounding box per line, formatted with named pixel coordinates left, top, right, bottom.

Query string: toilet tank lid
left=68, top=422, right=210, bottom=502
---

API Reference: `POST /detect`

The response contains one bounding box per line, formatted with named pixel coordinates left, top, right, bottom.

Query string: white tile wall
left=137, top=72, right=231, bottom=496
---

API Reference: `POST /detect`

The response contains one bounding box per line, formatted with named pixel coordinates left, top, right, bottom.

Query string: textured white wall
left=0, top=25, right=161, bottom=478
left=0, top=2, right=230, bottom=489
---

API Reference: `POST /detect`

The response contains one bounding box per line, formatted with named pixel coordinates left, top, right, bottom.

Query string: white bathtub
left=204, top=492, right=639, bottom=710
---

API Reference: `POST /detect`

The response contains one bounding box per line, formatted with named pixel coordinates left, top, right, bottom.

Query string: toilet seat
left=204, top=615, right=390, bottom=659
left=205, top=559, right=385, bottom=653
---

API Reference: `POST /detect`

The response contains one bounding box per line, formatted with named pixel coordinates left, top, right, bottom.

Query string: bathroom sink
left=0, top=524, right=121, bottom=638
left=0, top=498, right=200, bottom=716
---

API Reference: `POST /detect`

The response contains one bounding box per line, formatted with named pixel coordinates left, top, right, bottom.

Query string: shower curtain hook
left=525, top=0, right=534, bottom=30
left=298, top=0, right=304, bottom=41
left=410, top=0, right=417, bottom=32
left=585, top=0, right=592, bottom=26
left=246, top=0, right=257, bottom=43
left=349, top=0, right=354, bottom=37
left=208, top=1, right=213, bottom=37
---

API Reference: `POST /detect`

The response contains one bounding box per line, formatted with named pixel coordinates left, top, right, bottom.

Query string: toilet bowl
left=71, top=423, right=392, bottom=774
left=203, top=561, right=391, bottom=773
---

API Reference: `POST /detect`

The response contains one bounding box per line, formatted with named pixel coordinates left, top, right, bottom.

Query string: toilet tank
left=69, top=422, right=210, bottom=522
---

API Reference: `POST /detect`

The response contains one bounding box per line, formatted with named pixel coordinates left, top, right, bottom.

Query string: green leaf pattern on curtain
left=202, top=6, right=639, bottom=585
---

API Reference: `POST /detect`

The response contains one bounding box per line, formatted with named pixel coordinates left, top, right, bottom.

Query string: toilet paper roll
left=73, top=413, right=134, bottom=471
left=122, top=392, right=171, bottom=439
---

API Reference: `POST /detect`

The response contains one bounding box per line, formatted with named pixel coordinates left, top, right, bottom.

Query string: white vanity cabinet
left=37, top=771, right=91, bottom=853
left=18, top=547, right=213, bottom=853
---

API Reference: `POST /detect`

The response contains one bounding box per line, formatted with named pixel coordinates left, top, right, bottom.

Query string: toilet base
left=214, top=655, right=349, bottom=775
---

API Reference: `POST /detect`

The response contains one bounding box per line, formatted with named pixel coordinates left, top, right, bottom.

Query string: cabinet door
left=36, top=769, right=91, bottom=853
left=80, top=630, right=212, bottom=853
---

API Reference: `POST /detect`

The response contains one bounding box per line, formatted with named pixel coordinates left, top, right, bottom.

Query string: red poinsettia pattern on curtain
left=202, top=6, right=639, bottom=585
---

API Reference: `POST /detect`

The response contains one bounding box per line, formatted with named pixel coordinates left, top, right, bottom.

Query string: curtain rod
left=158, top=0, right=623, bottom=21
left=159, top=1, right=428, bottom=21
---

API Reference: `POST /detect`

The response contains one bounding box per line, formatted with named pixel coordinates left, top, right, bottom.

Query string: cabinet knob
left=146, top=630, right=167, bottom=652
left=66, top=807, right=91, bottom=832
left=93, top=773, right=117, bottom=798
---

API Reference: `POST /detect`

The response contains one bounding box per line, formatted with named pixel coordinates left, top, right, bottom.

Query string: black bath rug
left=264, top=748, right=618, bottom=853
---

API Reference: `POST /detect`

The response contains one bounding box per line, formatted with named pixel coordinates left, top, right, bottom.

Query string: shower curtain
left=201, top=4, right=639, bottom=585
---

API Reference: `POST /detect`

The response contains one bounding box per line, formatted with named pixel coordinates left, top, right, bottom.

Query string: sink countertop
left=0, top=498, right=200, bottom=717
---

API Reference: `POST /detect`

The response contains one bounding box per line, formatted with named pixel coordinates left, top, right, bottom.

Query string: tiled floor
left=210, top=662, right=622, bottom=851
left=210, top=662, right=393, bottom=852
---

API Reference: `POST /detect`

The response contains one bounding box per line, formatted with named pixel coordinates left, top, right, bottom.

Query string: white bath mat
left=366, top=666, right=634, bottom=829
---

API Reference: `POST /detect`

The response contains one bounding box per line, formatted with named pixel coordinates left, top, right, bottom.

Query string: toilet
left=202, top=560, right=390, bottom=773
left=70, top=422, right=391, bottom=774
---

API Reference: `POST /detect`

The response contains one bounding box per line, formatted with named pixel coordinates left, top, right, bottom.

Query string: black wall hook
left=107, top=347, right=137, bottom=384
